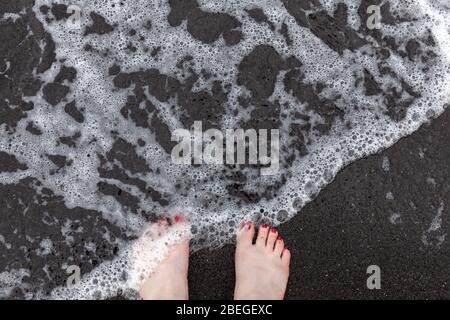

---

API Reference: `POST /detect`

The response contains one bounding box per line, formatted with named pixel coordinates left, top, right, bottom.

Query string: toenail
left=261, top=223, right=269, bottom=228
left=174, top=214, right=183, bottom=223
left=246, top=221, right=252, bottom=230
left=277, top=235, right=282, bottom=240
left=271, top=227, right=278, bottom=233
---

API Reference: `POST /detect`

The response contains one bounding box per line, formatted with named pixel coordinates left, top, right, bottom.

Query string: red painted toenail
left=271, top=227, right=278, bottom=233
left=246, top=221, right=252, bottom=230
left=277, top=235, right=282, bottom=240
left=174, top=214, right=183, bottom=223
left=261, top=224, right=268, bottom=228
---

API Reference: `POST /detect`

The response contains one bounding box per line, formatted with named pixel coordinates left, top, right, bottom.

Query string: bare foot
left=138, top=216, right=190, bottom=300
left=234, top=222, right=291, bottom=300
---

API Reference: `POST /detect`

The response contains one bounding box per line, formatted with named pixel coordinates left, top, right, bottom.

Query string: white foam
left=0, top=0, right=449, bottom=299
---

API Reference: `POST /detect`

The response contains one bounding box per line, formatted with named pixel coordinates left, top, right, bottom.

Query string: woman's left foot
left=138, top=217, right=190, bottom=300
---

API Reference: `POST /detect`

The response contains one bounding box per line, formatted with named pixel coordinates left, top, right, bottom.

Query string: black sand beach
left=189, top=107, right=450, bottom=299
left=1, top=0, right=449, bottom=299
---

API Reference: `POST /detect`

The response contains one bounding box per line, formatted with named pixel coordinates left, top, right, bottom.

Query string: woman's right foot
left=234, top=222, right=291, bottom=300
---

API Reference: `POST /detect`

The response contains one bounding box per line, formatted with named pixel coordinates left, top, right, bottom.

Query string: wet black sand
left=1, top=0, right=449, bottom=300
left=189, top=108, right=450, bottom=300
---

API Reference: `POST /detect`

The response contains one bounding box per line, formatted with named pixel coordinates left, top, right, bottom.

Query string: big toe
left=236, top=221, right=255, bottom=248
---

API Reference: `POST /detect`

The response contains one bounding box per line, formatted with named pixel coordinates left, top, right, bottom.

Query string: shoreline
left=189, top=106, right=450, bottom=299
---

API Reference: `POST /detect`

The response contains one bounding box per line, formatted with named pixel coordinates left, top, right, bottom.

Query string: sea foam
left=0, top=0, right=449, bottom=299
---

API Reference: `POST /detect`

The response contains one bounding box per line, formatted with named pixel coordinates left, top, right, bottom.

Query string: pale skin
left=139, top=218, right=291, bottom=300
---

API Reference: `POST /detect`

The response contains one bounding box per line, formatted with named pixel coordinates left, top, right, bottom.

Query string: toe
left=281, top=248, right=291, bottom=266
left=143, top=219, right=168, bottom=238
left=266, top=227, right=278, bottom=251
left=158, top=218, right=169, bottom=228
left=172, top=213, right=185, bottom=224
left=256, top=224, right=270, bottom=247
left=237, top=221, right=255, bottom=247
left=274, top=235, right=285, bottom=256
left=156, top=219, right=170, bottom=236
